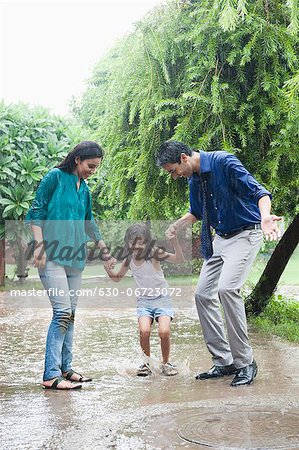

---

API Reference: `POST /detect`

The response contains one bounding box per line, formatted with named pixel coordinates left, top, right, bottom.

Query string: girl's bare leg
left=138, top=316, right=153, bottom=357
left=158, top=316, right=171, bottom=363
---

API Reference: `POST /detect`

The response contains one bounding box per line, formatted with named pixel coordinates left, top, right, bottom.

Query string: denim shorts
left=137, top=295, right=174, bottom=321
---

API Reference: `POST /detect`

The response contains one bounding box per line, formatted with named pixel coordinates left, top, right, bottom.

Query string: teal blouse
left=26, top=168, right=102, bottom=270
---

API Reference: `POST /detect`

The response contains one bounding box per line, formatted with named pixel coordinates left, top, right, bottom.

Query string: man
left=155, top=140, right=281, bottom=386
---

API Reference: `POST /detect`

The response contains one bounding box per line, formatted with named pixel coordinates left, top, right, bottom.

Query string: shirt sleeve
left=222, top=154, right=272, bottom=204
left=85, top=190, right=102, bottom=242
left=188, top=178, right=202, bottom=220
left=188, top=205, right=201, bottom=220
left=25, top=169, right=60, bottom=227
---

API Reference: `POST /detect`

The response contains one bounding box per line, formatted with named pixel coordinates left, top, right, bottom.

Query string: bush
left=250, top=295, right=299, bottom=342
left=261, top=295, right=299, bottom=324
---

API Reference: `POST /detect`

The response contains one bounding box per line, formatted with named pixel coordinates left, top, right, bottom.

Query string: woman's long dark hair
left=57, top=141, right=103, bottom=173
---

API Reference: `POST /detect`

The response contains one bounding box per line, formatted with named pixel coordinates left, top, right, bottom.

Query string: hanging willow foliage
left=73, top=0, right=299, bottom=221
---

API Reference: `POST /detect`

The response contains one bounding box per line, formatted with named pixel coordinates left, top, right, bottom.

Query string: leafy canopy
left=74, top=0, right=299, bottom=220
left=0, top=102, right=85, bottom=237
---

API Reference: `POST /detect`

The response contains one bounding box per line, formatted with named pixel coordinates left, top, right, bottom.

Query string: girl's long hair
left=57, top=141, right=103, bottom=173
left=123, top=223, right=153, bottom=265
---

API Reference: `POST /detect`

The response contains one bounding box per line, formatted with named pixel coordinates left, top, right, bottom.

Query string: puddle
left=0, top=289, right=299, bottom=449
left=177, top=409, right=299, bottom=449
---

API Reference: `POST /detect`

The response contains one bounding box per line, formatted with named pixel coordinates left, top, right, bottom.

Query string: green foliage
left=0, top=102, right=86, bottom=283
left=0, top=102, right=85, bottom=229
left=262, top=295, right=299, bottom=323
left=73, top=0, right=299, bottom=220
left=0, top=100, right=88, bottom=273
left=73, top=2, right=190, bottom=220
left=0, top=185, right=34, bottom=217
left=250, top=295, right=299, bottom=342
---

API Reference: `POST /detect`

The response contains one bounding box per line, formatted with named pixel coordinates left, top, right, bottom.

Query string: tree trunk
left=0, top=239, right=5, bottom=286
left=246, top=214, right=299, bottom=316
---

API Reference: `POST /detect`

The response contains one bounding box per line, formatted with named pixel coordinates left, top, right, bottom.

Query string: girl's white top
left=129, top=258, right=169, bottom=299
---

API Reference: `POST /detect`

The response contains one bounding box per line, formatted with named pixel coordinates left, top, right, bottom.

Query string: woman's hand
left=104, top=256, right=117, bottom=270
left=103, top=263, right=113, bottom=274
left=33, top=246, right=46, bottom=269
left=95, top=240, right=117, bottom=269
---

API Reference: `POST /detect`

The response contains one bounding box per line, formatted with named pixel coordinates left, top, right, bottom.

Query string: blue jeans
left=39, top=261, right=82, bottom=381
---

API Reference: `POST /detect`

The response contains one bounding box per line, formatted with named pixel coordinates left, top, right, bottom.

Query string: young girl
left=104, top=223, right=185, bottom=377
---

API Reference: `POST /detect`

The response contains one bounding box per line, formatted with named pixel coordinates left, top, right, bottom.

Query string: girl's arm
left=154, top=237, right=185, bottom=265
left=104, top=259, right=129, bottom=282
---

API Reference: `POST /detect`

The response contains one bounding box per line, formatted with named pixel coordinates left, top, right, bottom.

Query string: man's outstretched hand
left=165, top=223, right=177, bottom=240
left=261, top=215, right=283, bottom=241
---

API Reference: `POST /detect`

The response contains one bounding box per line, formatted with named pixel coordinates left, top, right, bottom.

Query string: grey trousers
left=195, top=229, right=263, bottom=369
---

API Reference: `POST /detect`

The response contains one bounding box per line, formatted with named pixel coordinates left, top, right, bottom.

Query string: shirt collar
left=199, top=151, right=211, bottom=174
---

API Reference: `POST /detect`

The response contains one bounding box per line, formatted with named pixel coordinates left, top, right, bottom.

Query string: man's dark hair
left=155, top=140, right=192, bottom=166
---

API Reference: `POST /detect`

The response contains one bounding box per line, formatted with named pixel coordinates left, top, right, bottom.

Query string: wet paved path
left=0, top=286, right=298, bottom=449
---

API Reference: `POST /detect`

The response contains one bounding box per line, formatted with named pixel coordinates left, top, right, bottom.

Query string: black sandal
left=63, top=369, right=92, bottom=383
left=43, top=376, right=82, bottom=390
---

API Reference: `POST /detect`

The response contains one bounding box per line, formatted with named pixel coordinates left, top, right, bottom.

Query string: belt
left=217, top=223, right=261, bottom=239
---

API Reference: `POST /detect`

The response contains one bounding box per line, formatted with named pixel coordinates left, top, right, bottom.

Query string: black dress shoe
left=195, top=363, right=238, bottom=380
left=231, top=360, right=258, bottom=386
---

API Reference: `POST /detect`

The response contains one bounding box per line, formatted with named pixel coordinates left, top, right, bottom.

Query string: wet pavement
left=0, top=283, right=299, bottom=450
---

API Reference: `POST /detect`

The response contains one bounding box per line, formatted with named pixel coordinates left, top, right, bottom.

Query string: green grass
left=5, top=244, right=299, bottom=284
left=247, top=245, right=299, bottom=286
left=0, top=278, right=44, bottom=291
left=251, top=317, right=299, bottom=342
left=4, top=262, right=107, bottom=279
left=3, top=245, right=298, bottom=299
left=249, top=296, right=299, bottom=343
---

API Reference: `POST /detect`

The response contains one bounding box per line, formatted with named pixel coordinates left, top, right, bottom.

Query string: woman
left=26, top=141, right=111, bottom=390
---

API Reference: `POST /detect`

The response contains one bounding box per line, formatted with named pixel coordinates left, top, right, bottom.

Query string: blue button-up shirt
left=189, top=151, right=271, bottom=235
